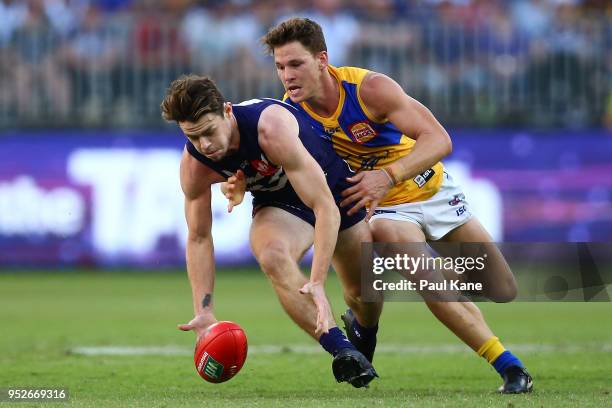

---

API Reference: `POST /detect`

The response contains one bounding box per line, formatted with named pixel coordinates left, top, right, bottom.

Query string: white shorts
left=370, top=172, right=473, bottom=240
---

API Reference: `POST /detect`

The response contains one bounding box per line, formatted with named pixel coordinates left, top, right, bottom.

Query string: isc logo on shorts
left=455, top=205, right=467, bottom=217
left=348, top=121, right=378, bottom=144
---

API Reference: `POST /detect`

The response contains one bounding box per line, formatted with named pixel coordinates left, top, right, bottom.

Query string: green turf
left=1, top=270, right=611, bottom=407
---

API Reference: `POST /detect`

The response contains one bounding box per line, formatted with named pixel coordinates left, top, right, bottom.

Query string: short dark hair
left=160, top=74, right=225, bottom=123
left=261, top=17, right=327, bottom=55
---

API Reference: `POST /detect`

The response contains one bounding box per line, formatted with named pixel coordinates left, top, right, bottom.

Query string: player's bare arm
left=341, top=72, right=452, bottom=216
left=177, top=148, right=225, bottom=340
left=258, top=104, right=340, bottom=335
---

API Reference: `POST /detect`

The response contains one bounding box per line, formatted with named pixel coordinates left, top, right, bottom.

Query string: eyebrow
left=277, top=58, right=303, bottom=65
left=184, top=125, right=214, bottom=139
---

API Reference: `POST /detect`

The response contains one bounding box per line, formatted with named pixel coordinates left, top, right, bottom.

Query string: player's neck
left=305, top=68, right=340, bottom=118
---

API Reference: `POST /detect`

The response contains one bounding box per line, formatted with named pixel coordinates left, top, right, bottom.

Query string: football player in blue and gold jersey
left=261, top=17, right=533, bottom=394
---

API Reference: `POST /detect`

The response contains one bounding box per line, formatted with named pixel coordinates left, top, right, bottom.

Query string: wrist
left=194, top=293, right=213, bottom=315
left=381, top=166, right=400, bottom=186
left=194, top=309, right=215, bottom=317
left=379, top=168, right=394, bottom=187
left=310, top=279, right=325, bottom=286
left=307, top=274, right=326, bottom=286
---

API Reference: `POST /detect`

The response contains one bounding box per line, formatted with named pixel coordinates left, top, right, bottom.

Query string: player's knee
left=256, top=243, right=293, bottom=280
left=490, top=278, right=518, bottom=303
left=370, top=223, right=395, bottom=242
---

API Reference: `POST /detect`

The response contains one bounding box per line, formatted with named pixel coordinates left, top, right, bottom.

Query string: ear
left=224, top=102, right=233, bottom=117
left=316, top=51, right=329, bottom=70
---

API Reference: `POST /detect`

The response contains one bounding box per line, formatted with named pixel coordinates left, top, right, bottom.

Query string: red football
left=194, top=321, right=248, bottom=383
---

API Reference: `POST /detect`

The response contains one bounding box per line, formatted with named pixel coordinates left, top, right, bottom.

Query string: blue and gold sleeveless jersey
left=283, top=65, right=444, bottom=206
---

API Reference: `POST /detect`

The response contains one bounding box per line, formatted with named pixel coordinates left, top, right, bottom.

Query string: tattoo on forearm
left=202, top=294, right=212, bottom=309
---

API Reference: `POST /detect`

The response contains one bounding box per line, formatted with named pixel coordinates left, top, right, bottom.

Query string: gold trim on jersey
left=300, top=69, right=346, bottom=127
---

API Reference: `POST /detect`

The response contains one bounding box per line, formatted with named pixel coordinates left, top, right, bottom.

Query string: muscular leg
left=370, top=218, right=494, bottom=352
left=250, top=206, right=335, bottom=340
left=438, top=217, right=517, bottom=302
left=251, top=207, right=378, bottom=388
left=333, top=221, right=383, bottom=328
left=436, top=218, right=531, bottom=392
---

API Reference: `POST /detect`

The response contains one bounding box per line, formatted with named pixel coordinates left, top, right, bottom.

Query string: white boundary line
left=69, top=343, right=612, bottom=356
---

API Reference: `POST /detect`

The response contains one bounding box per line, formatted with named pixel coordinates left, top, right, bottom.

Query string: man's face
left=273, top=41, right=325, bottom=103
left=179, top=104, right=235, bottom=161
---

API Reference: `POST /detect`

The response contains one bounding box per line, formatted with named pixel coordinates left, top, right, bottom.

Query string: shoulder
left=258, top=103, right=299, bottom=140
left=257, top=103, right=301, bottom=163
left=358, top=71, right=406, bottom=120
left=360, top=71, right=404, bottom=100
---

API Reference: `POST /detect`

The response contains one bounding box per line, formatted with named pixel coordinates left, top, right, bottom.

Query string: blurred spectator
left=58, top=4, right=122, bottom=124
left=481, top=3, right=529, bottom=120
left=511, top=0, right=553, bottom=38
left=130, top=0, right=189, bottom=120
left=4, top=0, right=71, bottom=118
left=0, top=0, right=28, bottom=46
left=348, top=0, right=419, bottom=84
left=0, top=0, right=609, bottom=129
left=43, top=0, right=90, bottom=38
left=221, top=0, right=284, bottom=101
left=181, top=1, right=260, bottom=74
left=295, top=0, right=359, bottom=66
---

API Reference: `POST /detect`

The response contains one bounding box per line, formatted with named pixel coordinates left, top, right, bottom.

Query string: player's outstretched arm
left=258, top=104, right=340, bottom=336
left=341, top=73, right=453, bottom=216
left=177, top=148, right=225, bottom=340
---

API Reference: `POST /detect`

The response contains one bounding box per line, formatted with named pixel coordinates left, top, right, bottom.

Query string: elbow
left=332, top=205, right=341, bottom=227
left=316, top=201, right=340, bottom=229
left=441, top=132, right=453, bottom=158
left=445, top=136, right=453, bottom=156
left=328, top=203, right=341, bottom=228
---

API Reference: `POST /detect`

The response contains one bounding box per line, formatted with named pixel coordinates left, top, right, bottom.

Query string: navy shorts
left=251, top=160, right=365, bottom=231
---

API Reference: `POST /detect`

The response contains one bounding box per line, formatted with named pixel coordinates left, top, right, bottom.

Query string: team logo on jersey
left=251, top=159, right=279, bottom=176
left=347, top=121, right=378, bottom=144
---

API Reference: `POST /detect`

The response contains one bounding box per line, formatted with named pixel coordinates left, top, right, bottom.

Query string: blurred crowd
left=0, top=0, right=610, bottom=128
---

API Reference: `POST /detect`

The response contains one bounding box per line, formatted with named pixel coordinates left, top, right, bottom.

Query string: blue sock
left=349, top=319, right=378, bottom=361
left=492, top=350, right=524, bottom=376
left=351, top=319, right=378, bottom=342
left=319, top=327, right=356, bottom=356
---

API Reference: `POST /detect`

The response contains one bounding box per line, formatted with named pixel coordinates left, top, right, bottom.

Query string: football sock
left=319, top=327, right=356, bottom=357
left=477, top=336, right=524, bottom=376
left=349, top=318, right=378, bottom=360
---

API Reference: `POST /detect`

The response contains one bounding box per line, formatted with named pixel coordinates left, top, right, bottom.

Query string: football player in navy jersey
left=161, top=75, right=379, bottom=387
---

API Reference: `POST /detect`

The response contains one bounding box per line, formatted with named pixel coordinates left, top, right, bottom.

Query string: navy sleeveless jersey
left=186, top=98, right=365, bottom=230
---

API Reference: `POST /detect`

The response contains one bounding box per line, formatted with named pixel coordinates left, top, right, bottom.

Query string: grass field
left=1, top=269, right=611, bottom=407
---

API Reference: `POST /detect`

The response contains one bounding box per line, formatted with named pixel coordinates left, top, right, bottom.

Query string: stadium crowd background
left=0, top=0, right=610, bottom=129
